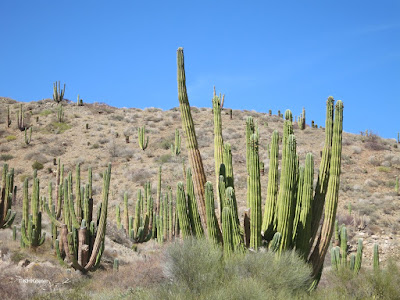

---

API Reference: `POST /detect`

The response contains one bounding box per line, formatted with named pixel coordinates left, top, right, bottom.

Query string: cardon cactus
left=204, top=182, right=222, bottom=245
left=213, top=92, right=224, bottom=218
left=175, top=182, right=191, bottom=238
left=138, top=126, right=149, bottom=150
left=53, top=81, right=66, bottom=103
left=21, top=176, right=46, bottom=248
left=177, top=48, right=207, bottom=227
left=45, top=163, right=112, bottom=272
left=0, top=164, right=16, bottom=229
left=171, top=129, right=181, bottom=156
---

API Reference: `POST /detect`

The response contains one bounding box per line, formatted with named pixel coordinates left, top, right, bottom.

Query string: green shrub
left=39, top=109, right=53, bottom=117
left=6, top=135, right=16, bottom=142
left=32, top=161, right=44, bottom=170
left=378, top=166, right=391, bottom=173
left=144, top=238, right=311, bottom=300
left=91, top=143, right=100, bottom=149
left=0, top=154, right=13, bottom=161
left=312, top=260, right=400, bottom=300
left=157, top=154, right=172, bottom=164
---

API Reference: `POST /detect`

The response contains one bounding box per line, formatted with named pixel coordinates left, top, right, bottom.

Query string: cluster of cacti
left=138, top=126, right=149, bottom=150
left=53, top=81, right=66, bottom=103
left=57, top=104, right=64, bottom=123
left=330, top=222, right=363, bottom=274
left=170, top=129, right=181, bottom=156
left=0, top=164, right=16, bottom=229
left=21, top=172, right=46, bottom=248
left=45, top=162, right=111, bottom=272
left=176, top=47, right=344, bottom=286
left=77, top=94, right=83, bottom=106
left=24, top=126, right=32, bottom=145
left=17, top=104, right=28, bottom=131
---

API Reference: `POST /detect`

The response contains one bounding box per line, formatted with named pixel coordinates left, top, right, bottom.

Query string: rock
left=18, top=259, right=30, bottom=268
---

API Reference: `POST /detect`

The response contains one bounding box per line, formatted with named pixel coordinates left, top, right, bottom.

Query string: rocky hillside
left=0, top=96, right=399, bottom=298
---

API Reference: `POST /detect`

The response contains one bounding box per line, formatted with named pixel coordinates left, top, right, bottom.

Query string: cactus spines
left=0, top=164, right=16, bottom=229
left=309, top=100, right=343, bottom=277
left=373, top=243, right=379, bottom=271
left=138, top=126, right=149, bottom=150
left=53, top=81, right=66, bottom=103
left=262, top=130, right=279, bottom=239
left=175, top=182, right=191, bottom=238
left=204, top=182, right=222, bottom=244
left=177, top=47, right=207, bottom=228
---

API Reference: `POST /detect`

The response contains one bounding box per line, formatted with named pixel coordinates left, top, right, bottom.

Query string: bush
left=32, top=161, right=44, bottom=170
left=6, top=135, right=16, bottom=142
left=143, top=238, right=312, bottom=299
left=312, top=260, right=400, bottom=299
left=0, top=154, right=13, bottom=161
left=156, top=154, right=172, bottom=164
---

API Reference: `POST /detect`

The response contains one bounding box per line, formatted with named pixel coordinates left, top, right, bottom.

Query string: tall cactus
left=204, top=182, right=222, bottom=245
left=171, top=129, right=181, bottom=156
left=276, top=134, right=297, bottom=253
left=295, top=153, right=314, bottom=257
left=177, top=47, right=207, bottom=227
left=248, top=133, right=262, bottom=250
left=175, top=182, right=191, bottom=238
left=309, top=100, right=343, bottom=277
left=310, top=97, right=334, bottom=242
left=213, top=93, right=224, bottom=219
left=21, top=177, right=46, bottom=248
left=186, top=168, right=204, bottom=237
left=0, top=164, right=16, bottom=229
left=373, top=243, right=379, bottom=271
left=262, top=130, right=279, bottom=239
left=53, top=81, right=66, bottom=103
left=138, top=126, right=149, bottom=150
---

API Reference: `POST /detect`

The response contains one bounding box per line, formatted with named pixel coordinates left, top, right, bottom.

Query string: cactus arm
left=309, top=100, right=343, bottom=276
left=84, top=163, right=111, bottom=271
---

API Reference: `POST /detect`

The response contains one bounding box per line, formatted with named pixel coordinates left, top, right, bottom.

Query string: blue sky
left=1, top=1, right=399, bottom=138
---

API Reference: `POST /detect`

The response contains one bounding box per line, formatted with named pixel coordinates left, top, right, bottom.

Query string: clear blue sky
left=1, top=1, right=399, bottom=138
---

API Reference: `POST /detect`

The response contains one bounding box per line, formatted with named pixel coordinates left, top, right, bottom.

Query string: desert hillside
left=0, top=96, right=399, bottom=298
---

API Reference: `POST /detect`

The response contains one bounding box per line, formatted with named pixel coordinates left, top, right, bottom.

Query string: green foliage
left=32, top=161, right=44, bottom=170
left=143, top=238, right=311, bottom=300
left=5, top=135, right=16, bottom=142
left=39, top=109, right=53, bottom=117
left=313, top=260, right=400, bottom=300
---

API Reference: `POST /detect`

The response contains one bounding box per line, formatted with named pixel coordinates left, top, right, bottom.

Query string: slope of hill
left=0, top=96, right=399, bottom=298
